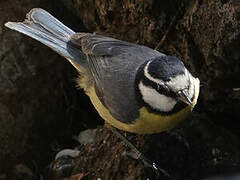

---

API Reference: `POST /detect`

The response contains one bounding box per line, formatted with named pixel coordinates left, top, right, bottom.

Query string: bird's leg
left=111, top=128, right=171, bottom=179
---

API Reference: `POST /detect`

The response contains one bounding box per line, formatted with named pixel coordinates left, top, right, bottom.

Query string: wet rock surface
left=0, top=0, right=240, bottom=179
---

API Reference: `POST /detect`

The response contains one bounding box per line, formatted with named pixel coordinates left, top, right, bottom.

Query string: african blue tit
left=5, top=8, right=200, bottom=134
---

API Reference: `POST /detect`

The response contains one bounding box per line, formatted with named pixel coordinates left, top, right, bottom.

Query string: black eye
left=157, top=84, right=169, bottom=92
left=163, top=85, right=170, bottom=92
left=156, top=84, right=177, bottom=98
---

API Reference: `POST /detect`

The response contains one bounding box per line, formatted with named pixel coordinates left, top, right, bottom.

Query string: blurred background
left=0, top=0, right=240, bottom=179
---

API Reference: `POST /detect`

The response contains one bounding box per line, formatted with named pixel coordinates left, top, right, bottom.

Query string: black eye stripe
left=136, top=76, right=188, bottom=115
left=142, top=76, right=177, bottom=99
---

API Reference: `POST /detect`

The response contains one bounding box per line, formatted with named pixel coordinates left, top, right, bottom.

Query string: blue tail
left=5, top=8, right=84, bottom=69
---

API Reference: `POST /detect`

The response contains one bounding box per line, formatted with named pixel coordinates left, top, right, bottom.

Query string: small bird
left=5, top=8, right=200, bottom=134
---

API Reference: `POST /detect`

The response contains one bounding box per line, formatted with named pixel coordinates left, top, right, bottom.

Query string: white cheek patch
left=138, top=81, right=177, bottom=112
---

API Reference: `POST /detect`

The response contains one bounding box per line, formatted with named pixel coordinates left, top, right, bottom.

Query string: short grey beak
left=177, top=90, right=192, bottom=105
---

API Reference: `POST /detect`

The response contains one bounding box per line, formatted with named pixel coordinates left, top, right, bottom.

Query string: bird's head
left=136, top=56, right=199, bottom=113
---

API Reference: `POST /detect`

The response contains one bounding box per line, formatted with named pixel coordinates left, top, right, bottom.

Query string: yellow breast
left=84, top=77, right=200, bottom=134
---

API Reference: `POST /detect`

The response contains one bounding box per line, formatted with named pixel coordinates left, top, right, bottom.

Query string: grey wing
left=71, top=33, right=165, bottom=123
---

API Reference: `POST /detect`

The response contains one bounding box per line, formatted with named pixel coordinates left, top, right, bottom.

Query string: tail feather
left=26, top=8, right=75, bottom=40
left=4, top=8, right=84, bottom=70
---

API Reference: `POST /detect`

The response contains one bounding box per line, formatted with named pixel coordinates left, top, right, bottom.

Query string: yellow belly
left=85, top=78, right=200, bottom=134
